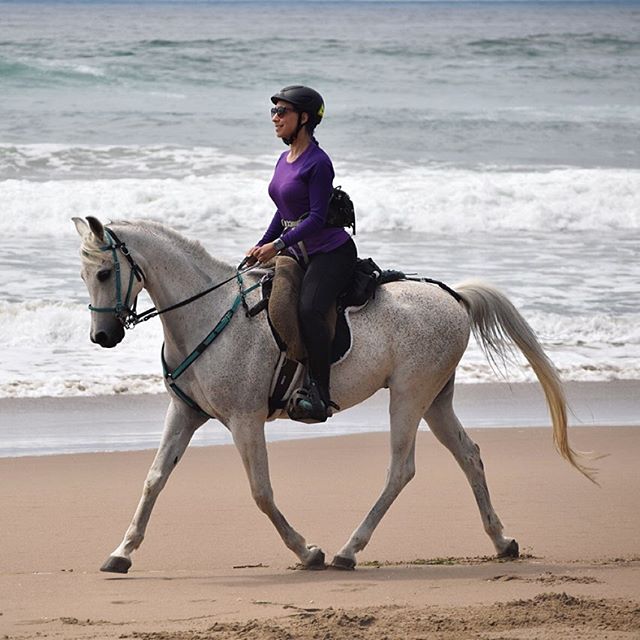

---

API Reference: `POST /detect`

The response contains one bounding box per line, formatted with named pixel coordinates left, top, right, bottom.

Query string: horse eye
left=97, top=269, right=111, bottom=282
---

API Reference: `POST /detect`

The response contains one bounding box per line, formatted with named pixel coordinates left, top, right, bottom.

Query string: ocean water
left=1, top=0, right=640, bottom=403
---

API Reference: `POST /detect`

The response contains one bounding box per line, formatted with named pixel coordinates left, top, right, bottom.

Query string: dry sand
left=1, top=424, right=639, bottom=639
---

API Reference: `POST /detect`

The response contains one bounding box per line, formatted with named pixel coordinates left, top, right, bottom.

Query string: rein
left=90, top=228, right=259, bottom=329
left=134, top=264, right=259, bottom=326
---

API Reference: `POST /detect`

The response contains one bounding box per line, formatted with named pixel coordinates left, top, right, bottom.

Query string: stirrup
left=287, top=381, right=335, bottom=424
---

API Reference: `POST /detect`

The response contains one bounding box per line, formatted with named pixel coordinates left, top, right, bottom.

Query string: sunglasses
left=270, top=106, right=296, bottom=117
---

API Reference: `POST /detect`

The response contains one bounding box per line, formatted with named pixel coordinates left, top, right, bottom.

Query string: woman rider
left=246, top=85, right=357, bottom=422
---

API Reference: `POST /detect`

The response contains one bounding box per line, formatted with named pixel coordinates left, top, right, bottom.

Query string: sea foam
left=1, top=148, right=639, bottom=236
left=1, top=297, right=639, bottom=398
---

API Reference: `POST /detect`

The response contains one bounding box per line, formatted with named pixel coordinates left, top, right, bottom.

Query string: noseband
left=88, top=228, right=145, bottom=329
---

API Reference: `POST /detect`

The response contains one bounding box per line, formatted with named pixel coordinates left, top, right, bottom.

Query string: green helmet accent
left=270, top=85, right=325, bottom=128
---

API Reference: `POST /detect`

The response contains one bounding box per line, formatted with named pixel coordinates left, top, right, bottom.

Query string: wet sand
left=2, top=379, right=639, bottom=457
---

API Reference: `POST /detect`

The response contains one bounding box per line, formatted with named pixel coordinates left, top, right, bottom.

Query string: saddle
left=251, top=255, right=405, bottom=420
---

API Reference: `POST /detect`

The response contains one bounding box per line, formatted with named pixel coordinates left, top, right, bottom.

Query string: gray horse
left=73, top=216, right=592, bottom=574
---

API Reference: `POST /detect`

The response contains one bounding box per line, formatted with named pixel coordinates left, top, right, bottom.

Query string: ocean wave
left=4, top=128, right=639, bottom=184
left=458, top=308, right=640, bottom=383
left=0, top=144, right=272, bottom=180
left=467, top=32, right=640, bottom=56
left=468, top=37, right=560, bottom=58
left=0, top=300, right=164, bottom=399
left=574, top=33, right=640, bottom=51
left=0, top=374, right=166, bottom=399
left=0, top=56, right=111, bottom=84
left=2, top=356, right=639, bottom=399
left=3, top=354, right=640, bottom=399
left=1, top=157, right=637, bottom=235
left=3, top=22, right=638, bottom=92
left=1, top=299, right=639, bottom=398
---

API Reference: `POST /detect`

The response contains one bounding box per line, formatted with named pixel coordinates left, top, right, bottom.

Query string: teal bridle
left=88, top=228, right=145, bottom=329
left=86, top=228, right=262, bottom=418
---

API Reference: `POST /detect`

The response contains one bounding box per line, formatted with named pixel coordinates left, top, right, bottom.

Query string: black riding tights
left=298, top=238, right=357, bottom=401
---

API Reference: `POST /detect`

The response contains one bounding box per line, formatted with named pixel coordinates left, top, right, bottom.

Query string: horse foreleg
left=100, top=400, right=204, bottom=574
left=230, top=418, right=326, bottom=569
left=425, top=376, right=519, bottom=558
left=332, top=387, right=422, bottom=570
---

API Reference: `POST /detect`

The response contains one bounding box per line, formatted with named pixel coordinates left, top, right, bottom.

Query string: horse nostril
left=91, top=325, right=125, bottom=348
left=94, top=331, right=110, bottom=347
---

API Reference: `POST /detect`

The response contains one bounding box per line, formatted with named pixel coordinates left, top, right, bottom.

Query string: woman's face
left=271, top=100, right=307, bottom=140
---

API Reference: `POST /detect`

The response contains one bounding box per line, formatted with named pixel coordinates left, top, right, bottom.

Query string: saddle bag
left=280, top=187, right=355, bottom=261
left=339, top=257, right=383, bottom=308
left=326, top=185, right=356, bottom=234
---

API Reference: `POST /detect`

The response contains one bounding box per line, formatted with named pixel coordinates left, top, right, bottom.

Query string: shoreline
left=1, top=379, right=639, bottom=458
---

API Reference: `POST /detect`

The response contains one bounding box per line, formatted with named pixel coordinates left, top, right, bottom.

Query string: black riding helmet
left=271, top=85, right=325, bottom=145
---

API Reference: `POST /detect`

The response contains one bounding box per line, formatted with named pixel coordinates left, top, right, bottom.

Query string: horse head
left=73, top=216, right=144, bottom=348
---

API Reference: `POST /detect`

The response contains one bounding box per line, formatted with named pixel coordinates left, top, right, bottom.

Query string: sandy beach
left=2, top=396, right=639, bottom=639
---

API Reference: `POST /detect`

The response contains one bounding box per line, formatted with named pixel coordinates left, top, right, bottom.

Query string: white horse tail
left=455, top=280, right=596, bottom=484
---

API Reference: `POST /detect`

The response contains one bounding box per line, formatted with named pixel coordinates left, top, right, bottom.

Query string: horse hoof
left=100, top=555, right=132, bottom=574
left=330, top=555, right=356, bottom=571
left=305, top=546, right=326, bottom=570
left=497, top=539, right=520, bottom=559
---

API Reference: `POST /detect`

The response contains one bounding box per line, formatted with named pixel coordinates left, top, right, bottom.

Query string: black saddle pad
left=331, top=308, right=355, bottom=364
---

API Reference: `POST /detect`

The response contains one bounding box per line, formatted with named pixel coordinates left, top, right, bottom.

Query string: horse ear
left=72, top=217, right=89, bottom=238
left=86, top=216, right=105, bottom=242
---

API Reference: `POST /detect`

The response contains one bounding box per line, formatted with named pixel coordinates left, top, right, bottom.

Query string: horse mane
left=79, top=219, right=230, bottom=272
left=80, top=231, right=108, bottom=267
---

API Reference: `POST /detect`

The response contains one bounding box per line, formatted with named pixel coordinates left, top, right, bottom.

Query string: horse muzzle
left=91, top=324, right=125, bottom=348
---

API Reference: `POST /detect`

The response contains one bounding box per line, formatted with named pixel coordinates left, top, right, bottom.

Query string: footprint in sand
left=330, top=582, right=374, bottom=593
left=189, top=599, right=218, bottom=603
left=489, top=573, right=601, bottom=585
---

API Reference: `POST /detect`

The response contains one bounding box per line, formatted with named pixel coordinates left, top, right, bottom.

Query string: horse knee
left=252, top=488, right=275, bottom=514
left=472, top=443, right=485, bottom=471
left=461, top=441, right=485, bottom=473
left=143, top=470, right=164, bottom=496
left=388, top=461, right=415, bottom=490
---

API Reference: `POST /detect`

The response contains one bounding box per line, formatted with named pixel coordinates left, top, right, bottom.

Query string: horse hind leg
left=425, top=376, right=519, bottom=558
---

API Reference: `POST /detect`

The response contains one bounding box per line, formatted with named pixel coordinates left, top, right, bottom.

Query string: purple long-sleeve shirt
left=258, top=143, right=351, bottom=256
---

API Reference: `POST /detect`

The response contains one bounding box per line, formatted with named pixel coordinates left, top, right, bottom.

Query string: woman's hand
left=246, top=243, right=278, bottom=264
left=245, top=246, right=260, bottom=266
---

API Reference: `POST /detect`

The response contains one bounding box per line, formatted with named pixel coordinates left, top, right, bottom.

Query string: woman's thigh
left=299, top=240, right=357, bottom=316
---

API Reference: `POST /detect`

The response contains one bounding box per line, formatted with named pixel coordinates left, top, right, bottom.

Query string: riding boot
left=287, top=377, right=334, bottom=423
